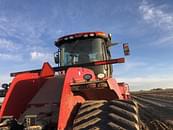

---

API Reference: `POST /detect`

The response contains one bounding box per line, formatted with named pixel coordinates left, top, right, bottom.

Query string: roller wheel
left=72, top=100, right=140, bottom=130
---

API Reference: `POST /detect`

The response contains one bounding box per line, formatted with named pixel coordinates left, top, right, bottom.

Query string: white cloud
left=117, top=74, right=173, bottom=91
left=115, top=60, right=173, bottom=91
left=139, top=0, right=173, bottom=30
left=0, top=74, right=12, bottom=87
left=153, top=34, right=173, bottom=45
left=0, top=15, right=53, bottom=63
left=30, top=51, right=44, bottom=60
left=30, top=51, right=52, bottom=62
left=122, top=60, right=147, bottom=71
left=118, top=76, right=172, bottom=84
left=139, top=0, right=173, bottom=46
left=0, top=53, right=22, bottom=61
left=0, top=14, right=64, bottom=62
left=0, top=38, right=17, bottom=50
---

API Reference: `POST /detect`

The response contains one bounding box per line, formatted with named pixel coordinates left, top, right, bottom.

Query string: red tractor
left=0, top=32, right=140, bottom=130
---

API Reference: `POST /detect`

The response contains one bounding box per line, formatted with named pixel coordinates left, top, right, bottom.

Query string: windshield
left=59, top=38, right=105, bottom=66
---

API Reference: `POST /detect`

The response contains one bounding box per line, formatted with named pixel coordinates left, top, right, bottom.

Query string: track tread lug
left=72, top=100, right=140, bottom=130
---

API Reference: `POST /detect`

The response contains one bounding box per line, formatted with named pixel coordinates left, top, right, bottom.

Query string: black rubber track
left=72, top=100, right=140, bottom=130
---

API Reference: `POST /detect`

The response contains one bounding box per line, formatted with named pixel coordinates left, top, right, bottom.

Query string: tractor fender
left=57, top=67, right=96, bottom=130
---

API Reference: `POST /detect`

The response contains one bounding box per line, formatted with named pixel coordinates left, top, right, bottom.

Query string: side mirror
left=54, top=52, right=60, bottom=65
left=2, top=83, right=9, bottom=90
left=123, top=43, right=130, bottom=56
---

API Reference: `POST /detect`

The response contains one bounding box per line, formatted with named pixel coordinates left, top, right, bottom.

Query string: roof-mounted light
left=83, top=34, right=89, bottom=37
left=69, top=36, right=74, bottom=39
left=64, top=37, right=68, bottom=40
left=75, top=34, right=83, bottom=38
left=95, top=32, right=107, bottom=37
left=89, top=33, right=95, bottom=37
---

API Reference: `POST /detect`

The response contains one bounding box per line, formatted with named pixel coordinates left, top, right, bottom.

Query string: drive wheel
left=72, top=100, right=140, bottom=130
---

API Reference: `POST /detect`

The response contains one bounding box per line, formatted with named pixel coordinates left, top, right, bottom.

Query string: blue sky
left=0, top=0, right=173, bottom=90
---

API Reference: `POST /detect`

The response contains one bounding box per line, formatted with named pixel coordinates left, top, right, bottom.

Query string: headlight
left=97, top=73, right=105, bottom=79
left=83, top=74, right=92, bottom=81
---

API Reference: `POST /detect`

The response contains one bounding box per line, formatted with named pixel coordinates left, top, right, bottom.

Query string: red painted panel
left=0, top=73, right=43, bottom=119
left=118, top=83, right=130, bottom=100
left=107, top=78, right=124, bottom=100
left=0, top=62, right=55, bottom=119
left=57, top=67, right=96, bottom=130
left=40, top=62, right=55, bottom=78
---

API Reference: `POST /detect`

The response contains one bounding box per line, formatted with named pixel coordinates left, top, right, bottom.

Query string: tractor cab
left=55, top=32, right=113, bottom=77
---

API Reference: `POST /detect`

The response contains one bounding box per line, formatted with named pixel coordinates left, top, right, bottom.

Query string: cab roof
left=55, top=31, right=110, bottom=47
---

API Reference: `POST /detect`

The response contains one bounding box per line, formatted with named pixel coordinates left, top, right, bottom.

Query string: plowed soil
left=132, top=89, right=173, bottom=130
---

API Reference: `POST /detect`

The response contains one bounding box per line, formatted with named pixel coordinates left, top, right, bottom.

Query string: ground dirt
left=132, top=88, right=173, bottom=130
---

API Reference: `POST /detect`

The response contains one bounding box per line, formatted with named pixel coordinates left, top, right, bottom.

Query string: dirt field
left=0, top=89, right=173, bottom=130
left=132, top=89, right=173, bottom=130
